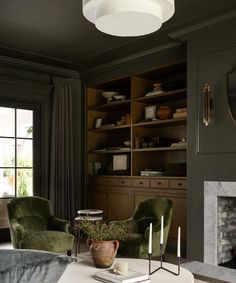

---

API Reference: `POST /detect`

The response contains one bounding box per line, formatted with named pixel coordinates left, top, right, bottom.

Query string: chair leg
left=67, top=250, right=72, bottom=256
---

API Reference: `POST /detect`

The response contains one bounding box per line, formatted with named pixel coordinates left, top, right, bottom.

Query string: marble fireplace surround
left=204, top=181, right=236, bottom=265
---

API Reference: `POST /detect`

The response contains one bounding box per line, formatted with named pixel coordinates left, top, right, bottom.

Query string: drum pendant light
left=82, top=0, right=175, bottom=37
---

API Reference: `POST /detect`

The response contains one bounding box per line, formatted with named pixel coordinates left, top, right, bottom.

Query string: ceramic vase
left=88, top=239, right=119, bottom=268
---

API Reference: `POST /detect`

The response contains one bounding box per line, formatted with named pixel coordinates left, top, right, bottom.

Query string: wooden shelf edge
left=87, top=99, right=131, bottom=111
left=133, top=117, right=187, bottom=127
left=88, top=149, right=131, bottom=154
left=133, top=146, right=186, bottom=152
left=133, top=88, right=187, bottom=102
left=87, top=175, right=186, bottom=179
left=89, top=124, right=131, bottom=132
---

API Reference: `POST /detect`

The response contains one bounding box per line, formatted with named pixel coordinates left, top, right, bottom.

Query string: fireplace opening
left=217, top=197, right=236, bottom=269
left=219, top=247, right=236, bottom=269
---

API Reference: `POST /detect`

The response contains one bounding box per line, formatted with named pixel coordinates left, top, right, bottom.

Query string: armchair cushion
left=19, top=231, right=74, bottom=252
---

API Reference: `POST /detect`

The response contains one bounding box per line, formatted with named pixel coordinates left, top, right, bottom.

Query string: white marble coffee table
left=59, top=256, right=194, bottom=283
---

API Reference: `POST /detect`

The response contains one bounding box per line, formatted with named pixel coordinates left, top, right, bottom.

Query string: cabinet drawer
left=132, top=178, right=150, bottom=188
left=100, top=177, right=131, bottom=187
left=170, top=179, right=187, bottom=189
left=100, top=178, right=114, bottom=186
left=112, top=178, right=131, bottom=187
left=151, top=179, right=169, bottom=188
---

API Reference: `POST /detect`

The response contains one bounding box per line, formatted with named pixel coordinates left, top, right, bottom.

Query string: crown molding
left=0, top=54, right=80, bottom=78
left=0, top=74, right=53, bottom=91
left=80, top=41, right=183, bottom=79
left=169, top=11, right=236, bottom=41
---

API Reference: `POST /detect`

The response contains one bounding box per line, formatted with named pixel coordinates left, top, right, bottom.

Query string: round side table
left=75, top=209, right=103, bottom=257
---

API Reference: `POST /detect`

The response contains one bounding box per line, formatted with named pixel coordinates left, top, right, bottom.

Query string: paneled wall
left=179, top=16, right=236, bottom=260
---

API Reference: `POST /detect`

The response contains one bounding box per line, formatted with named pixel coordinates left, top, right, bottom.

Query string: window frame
left=0, top=100, right=41, bottom=198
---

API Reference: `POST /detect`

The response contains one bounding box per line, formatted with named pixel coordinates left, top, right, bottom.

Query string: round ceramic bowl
left=124, top=141, right=131, bottom=147
left=113, top=95, right=126, bottom=100
left=102, top=91, right=118, bottom=102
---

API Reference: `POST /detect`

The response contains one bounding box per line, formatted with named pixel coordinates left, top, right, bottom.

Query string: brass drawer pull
left=121, top=181, right=125, bottom=184
left=158, top=182, right=162, bottom=185
left=139, top=181, right=143, bottom=184
left=178, top=182, right=182, bottom=186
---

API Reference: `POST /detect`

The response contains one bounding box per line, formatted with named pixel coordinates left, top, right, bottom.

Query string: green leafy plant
left=17, top=160, right=32, bottom=197
left=80, top=221, right=131, bottom=241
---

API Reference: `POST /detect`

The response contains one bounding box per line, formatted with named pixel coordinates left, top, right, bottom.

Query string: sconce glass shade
left=82, top=0, right=175, bottom=37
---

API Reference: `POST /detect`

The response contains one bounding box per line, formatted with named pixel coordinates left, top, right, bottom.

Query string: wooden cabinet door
left=87, top=187, right=108, bottom=220
left=108, top=189, right=131, bottom=221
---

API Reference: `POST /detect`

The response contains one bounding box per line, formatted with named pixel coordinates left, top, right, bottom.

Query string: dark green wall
left=181, top=17, right=236, bottom=260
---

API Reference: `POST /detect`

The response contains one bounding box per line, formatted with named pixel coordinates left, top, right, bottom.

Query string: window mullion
left=15, top=109, right=17, bottom=197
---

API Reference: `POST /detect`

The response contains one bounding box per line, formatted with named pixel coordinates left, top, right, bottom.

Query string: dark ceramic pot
left=157, top=105, right=173, bottom=120
left=88, top=239, right=119, bottom=268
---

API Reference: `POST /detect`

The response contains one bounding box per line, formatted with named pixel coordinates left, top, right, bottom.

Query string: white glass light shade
left=83, top=0, right=175, bottom=37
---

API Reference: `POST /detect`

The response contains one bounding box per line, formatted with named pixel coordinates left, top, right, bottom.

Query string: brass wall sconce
left=203, top=83, right=212, bottom=126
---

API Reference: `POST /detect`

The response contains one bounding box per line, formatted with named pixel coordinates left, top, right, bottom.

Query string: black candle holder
left=148, top=244, right=180, bottom=276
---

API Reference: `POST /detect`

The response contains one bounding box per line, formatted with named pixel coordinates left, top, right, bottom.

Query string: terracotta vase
left=88, top=239, right=119, bottom=268
left=157, top=105, right=173, bottom=120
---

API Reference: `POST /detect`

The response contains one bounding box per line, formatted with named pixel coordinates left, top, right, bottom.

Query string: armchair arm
left=48, top=216, right=69, bottom=232
left=10, top=218, right=25, bottom=246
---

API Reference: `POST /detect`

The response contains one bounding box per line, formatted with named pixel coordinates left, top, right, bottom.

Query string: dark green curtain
left=49, top=76, right=75, bottom=224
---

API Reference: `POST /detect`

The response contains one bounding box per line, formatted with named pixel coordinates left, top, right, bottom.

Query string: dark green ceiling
left=0, top=0, right=235, bottom=71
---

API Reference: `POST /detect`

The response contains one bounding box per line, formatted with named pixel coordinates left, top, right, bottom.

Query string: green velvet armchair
left=113, top=197, right=173, bottom=259
left=7, top=196, right=74, bottom=255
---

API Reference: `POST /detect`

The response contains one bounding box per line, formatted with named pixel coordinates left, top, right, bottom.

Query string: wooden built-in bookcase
left=85, top=61, right=187, bottom=252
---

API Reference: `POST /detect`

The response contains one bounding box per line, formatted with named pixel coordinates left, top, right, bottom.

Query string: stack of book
left=140, top=169, right=166, bottom=177
left=95, top=269, right=150, bottom=283
left=173, top=107, right=187, bottom=119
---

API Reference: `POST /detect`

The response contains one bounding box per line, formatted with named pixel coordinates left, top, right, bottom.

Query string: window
left=0, top=106, right=36, bottom=198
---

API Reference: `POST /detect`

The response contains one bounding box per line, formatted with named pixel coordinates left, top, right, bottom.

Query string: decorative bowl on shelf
left=123, top=141, right=131, bottom=147
left=113, top=95, right=126, bottom=100
left=157, top=105, right=173, bottom=120
left=102, top=91, right=118, bottom=103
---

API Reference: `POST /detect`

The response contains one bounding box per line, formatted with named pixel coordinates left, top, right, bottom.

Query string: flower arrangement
left=80, top=221, right=130, bottom=241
